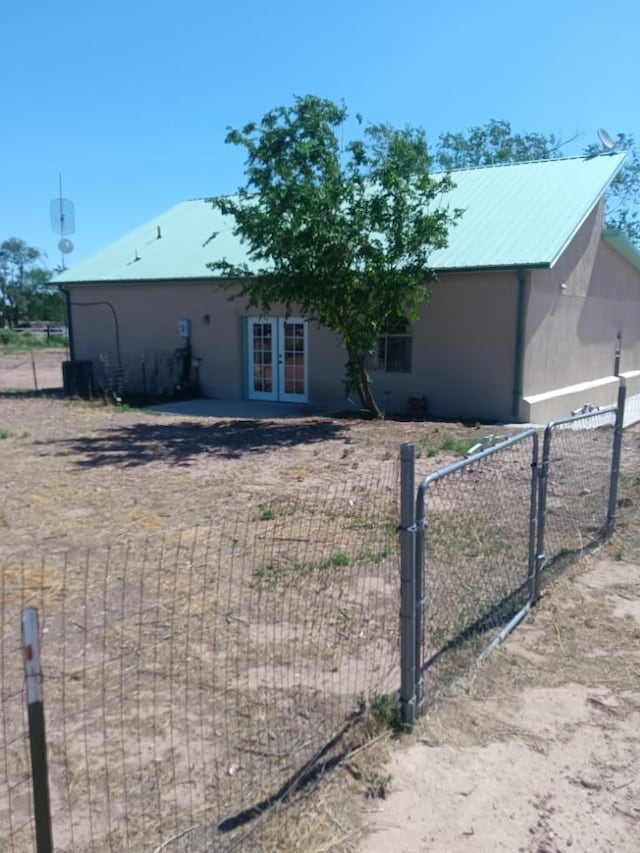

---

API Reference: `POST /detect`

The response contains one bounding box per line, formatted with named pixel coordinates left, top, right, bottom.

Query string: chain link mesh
left=539, top=409, right=617, bottom=580
left=418, top=434, right=537, bottom=697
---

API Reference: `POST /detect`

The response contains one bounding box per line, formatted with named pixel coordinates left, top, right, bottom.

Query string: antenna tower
left=50, top=175, right=75, bottom=269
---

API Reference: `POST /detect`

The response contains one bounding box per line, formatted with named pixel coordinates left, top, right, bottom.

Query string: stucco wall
left=65, top=272, right=520, bottom=420
left=67, top=281, right=246, bottom=398
left=523, top=203, right=640, bottom=422
left=366, top=272, right=518, bottom=420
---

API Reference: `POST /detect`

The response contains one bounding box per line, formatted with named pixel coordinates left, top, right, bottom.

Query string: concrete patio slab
left=145, top=398, right=329, bottom=420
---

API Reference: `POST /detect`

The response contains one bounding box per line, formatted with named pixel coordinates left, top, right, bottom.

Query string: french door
left=247, top=317, right=308, bottom=403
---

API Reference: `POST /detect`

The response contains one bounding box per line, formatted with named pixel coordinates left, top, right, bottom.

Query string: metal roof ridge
left=435, top=151, right=625, bottom=176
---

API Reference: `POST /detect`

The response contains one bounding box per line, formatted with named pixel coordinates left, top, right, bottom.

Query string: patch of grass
left=253, top=551, right=350, bottom=587
left=0, top=329, right=67, bottom=351
left=613, top=546, right=625, bottom=561
left=346, top=515, right=376, bottom=531
left=252, top=562, right=285, bottom=586
left=259, top=507, right=276, bottom=521
left=361, top=692, right=411, bottom=733
left=0, top=429, right=11, bottom=440
left=439, top=434, right=479, bottom=456
left=294, top=551, right=350, bottom=574
left=364, top=770, right=393, bottom=799
left=358, top=545, right=392, bottom=563
left=420, top=431, right=478, bottom=459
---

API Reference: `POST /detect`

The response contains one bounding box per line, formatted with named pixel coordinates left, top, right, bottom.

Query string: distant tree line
left=0, top=238, right=65, bottom=328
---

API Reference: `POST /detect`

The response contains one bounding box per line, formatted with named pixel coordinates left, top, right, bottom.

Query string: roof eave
left=435, top=262, right=550, bottom=275
left=602, top=229, right=640, bottom=273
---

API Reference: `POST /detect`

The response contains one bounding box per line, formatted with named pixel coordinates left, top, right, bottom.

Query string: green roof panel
left=55, top=152, right=626, bottom=285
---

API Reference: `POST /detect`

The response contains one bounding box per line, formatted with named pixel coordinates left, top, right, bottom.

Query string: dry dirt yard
left=1, top=350, right=639, bottom=852
left=0, top=350, right=473, bottom=558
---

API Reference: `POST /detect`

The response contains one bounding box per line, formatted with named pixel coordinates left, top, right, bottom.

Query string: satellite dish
left=597, top=128, right=615, bottom=151
left=58, top=238, right=74, bottom=254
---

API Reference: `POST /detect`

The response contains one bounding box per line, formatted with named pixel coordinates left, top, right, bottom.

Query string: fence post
left=533, top=426, right=553, bottom=604
left=526, top=434, right=540, bottom=604
left=399, top=443, right=417, bottom=725
left=22, top=607, right=53, bottom=853
left=606, top=381, right=627, bottom=538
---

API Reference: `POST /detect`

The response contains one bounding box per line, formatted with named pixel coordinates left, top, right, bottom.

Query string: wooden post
left=22, top=608, right=53, bottom=853
left=30, top=351, right=39, bottom=392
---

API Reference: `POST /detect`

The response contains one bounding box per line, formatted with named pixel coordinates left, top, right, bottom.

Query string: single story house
left=55, top=152, right=640, bottom=423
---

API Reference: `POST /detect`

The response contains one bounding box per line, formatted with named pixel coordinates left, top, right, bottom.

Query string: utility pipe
left=511, top=268, right=527, bottom=421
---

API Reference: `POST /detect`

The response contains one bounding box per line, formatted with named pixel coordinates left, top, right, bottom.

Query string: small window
left=368, top=318, right=412, bottom=373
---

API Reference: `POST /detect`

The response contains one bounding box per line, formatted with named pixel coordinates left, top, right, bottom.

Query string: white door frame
left=247, top=317, right=308, bottom=403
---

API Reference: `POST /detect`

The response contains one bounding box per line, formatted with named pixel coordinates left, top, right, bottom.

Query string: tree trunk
left=355, top=359, right=382, bottom=418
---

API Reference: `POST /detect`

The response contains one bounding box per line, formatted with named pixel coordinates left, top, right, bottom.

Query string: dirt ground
left=1, top=350, right=639, bottom=852
left=353, top=548, right=640, bottom=853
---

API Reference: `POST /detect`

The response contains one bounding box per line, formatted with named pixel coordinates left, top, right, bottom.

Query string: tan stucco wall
left=67, top=281, right=246, bottom=399
left=66, top=273, right=519, bottom=420
left=366, top=272, right=518, bottom=420
left=523, top=203, right=640, bottom=422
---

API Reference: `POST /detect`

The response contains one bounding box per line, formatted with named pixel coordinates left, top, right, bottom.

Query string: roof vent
left=157, top=226, right=162, bottom=239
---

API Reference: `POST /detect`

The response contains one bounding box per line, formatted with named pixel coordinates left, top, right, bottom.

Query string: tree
left=0, top=238, right=61, bottom=327
left=207, top=95, right=460, bottom=416
left=435, top=119, right=640, bottom=248
left=583, top=135, right=640, bottom=246
left=436, top=118, right=567, bottom=169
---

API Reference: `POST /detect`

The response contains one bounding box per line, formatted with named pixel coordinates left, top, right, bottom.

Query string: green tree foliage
left=207, top=95, right=460, bottom=416
left=436, top=119, right=566, bottom=169
left=0, top=238, right=63, bottom=327
left=583, top=135, right=640, bottom=246
left=435, top=119, right=640, bottom=247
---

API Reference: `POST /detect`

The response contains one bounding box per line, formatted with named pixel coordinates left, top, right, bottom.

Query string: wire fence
left=414, top=431, right=538, bottom=701
left=536, top=407, right=618, bottom=586
left=0, top=350, right=66, bottom=393
left=97, top=349, right=196, bottom=402
left=1, top=385, right=634, bottom=850
left=1, top=463, right=399, bottom=852
left=399, top=390, right=626, bottom=714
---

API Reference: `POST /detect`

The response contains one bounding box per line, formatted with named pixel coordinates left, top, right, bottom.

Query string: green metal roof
left=430, top=152, right=626, bottom=271
left=55, top=152, right=626, bottom=286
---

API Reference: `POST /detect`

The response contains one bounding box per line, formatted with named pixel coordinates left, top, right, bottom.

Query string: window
left=368, top=318, right=412, bottom=373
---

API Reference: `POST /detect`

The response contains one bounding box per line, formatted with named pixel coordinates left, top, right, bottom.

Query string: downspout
left=61, top=287, right=75, bottom=361
left=511, top=268, right=527, bottom=421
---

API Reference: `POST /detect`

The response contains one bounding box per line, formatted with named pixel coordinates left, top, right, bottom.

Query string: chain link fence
left=409, top=432, right=538, bottom=706
left=1, top=463, right=399, bottom=852
left=399, top=386, right=627, bottom=716
left=536, top=406, right=618, bottom=590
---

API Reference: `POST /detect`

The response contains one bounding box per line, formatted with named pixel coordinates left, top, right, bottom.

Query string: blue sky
left=2, top=0, right=638, bottom=269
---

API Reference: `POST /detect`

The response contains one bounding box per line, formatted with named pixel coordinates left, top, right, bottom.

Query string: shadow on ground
left=0, top=389, right=65, bottom=400
left=38, top=419, right=347, bottom=468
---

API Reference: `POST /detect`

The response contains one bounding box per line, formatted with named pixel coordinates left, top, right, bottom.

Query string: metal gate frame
left=399, top=381, right=626, bottom=725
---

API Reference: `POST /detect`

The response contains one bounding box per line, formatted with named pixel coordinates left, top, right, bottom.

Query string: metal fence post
left=606, top=381, right=627, bottom=538
left=399, top=443, right=417, bottom=725
left=533, top=426, right=553, bottom=604
left=526, top=434, right=540, bottom=604
left=22, top=607, right=53, bottom=853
